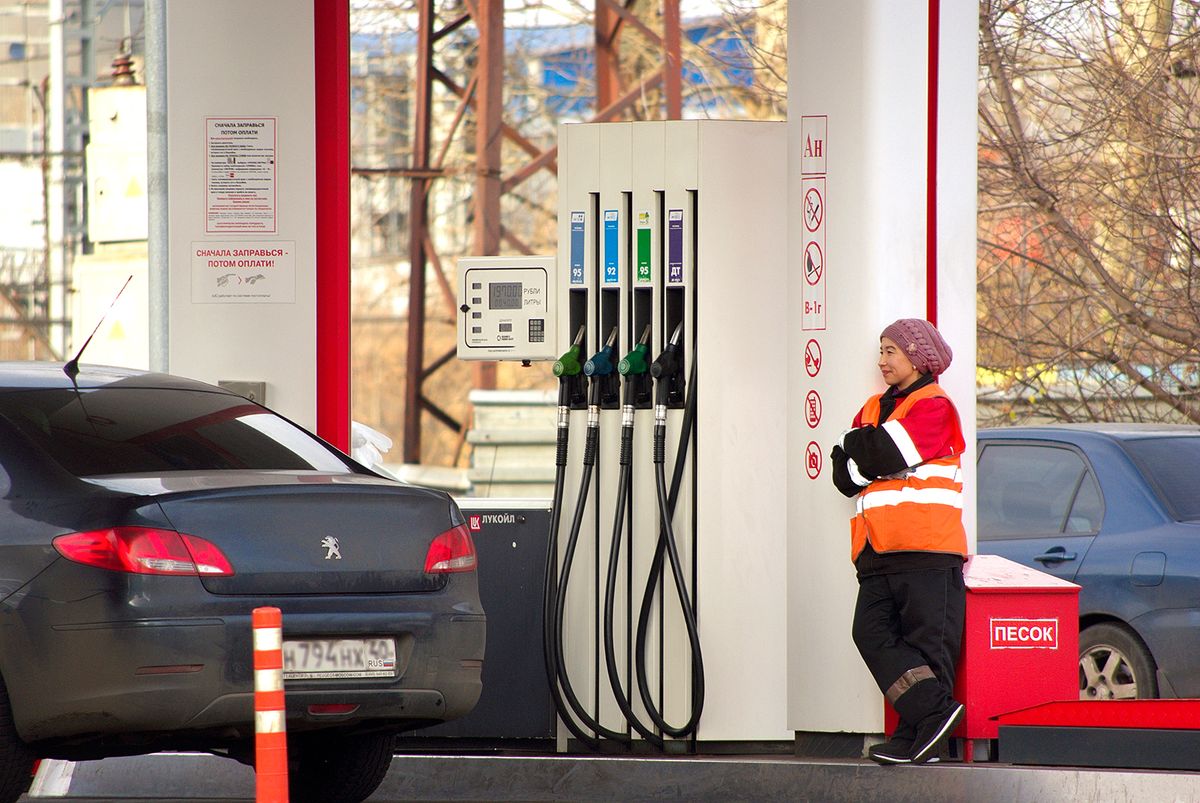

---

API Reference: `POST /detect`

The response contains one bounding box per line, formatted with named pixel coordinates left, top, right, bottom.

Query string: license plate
left=282, top=638, right=397, bottom=680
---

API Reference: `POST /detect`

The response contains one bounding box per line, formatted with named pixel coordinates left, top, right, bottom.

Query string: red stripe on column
left=926, top=0, right=940, bottom=326
left=256, top=689, right=286, bottom=710
left=314, top=0, right=351, bottom=452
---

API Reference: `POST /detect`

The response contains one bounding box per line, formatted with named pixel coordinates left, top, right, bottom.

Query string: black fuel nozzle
left=584, top=327, right=621, bottom=408
left=618, top=325, right=653, bottom=409
left=553, top=326, right=588, bottom=409
left=650, top=322, right=686, bottom=408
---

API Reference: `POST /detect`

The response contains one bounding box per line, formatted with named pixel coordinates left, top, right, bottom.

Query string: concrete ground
left=20, top=751, right=1200, bottom=802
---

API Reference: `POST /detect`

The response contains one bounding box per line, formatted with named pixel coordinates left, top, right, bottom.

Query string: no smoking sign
left=804, top=187, right=823, bottom=232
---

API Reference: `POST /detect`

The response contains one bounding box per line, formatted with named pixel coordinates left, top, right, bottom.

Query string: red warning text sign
left=191, top=239, right=296, bottom=304
left=990, top=618, right=1059, bottom=650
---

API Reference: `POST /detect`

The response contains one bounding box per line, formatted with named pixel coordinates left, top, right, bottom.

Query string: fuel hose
left=634, top=338, right=704, bottom=739
left=542, top=330, right=608, bottom=750
left=601, top=331, right=663, bottom=746
left=549, top=330, right=631, bottom=745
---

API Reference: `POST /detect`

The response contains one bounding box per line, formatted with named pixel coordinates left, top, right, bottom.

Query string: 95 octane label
left=990, top=617, right=1059, bottom=650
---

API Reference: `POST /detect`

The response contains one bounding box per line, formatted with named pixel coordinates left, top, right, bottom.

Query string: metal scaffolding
left=402, top=0, right=683, bottom=464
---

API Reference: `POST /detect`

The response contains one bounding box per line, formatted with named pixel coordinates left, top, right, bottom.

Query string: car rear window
left=1122, top=437, right=1200, bottom=521
left=0, top=387, right=355, bottom=477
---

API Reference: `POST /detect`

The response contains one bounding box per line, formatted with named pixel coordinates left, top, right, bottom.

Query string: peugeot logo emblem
left=320, top=536, right=342, bottom=560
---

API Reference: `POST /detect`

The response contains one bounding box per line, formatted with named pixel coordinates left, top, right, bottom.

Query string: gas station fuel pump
left=459, top=120, right=789, bottom=749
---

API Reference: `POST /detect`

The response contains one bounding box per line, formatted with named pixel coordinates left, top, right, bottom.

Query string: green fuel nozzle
left=584, top=328, right=619, bottom=378
left=618, top=326, right=652, bottom=376
left=553, top=326, right=587, bottom=378
left=619, top=325, right=653, bottom=409
left=554, top=326, right=589, bottom=409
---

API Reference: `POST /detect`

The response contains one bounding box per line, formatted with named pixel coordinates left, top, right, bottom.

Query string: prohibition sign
left=804, top=242, right=824, bottom=286
left=804, top=389, right=822, bottom=428
left=805, top=441, right=822, bottom=479
left=804, top=187, right=824, bottom=232
left=804, top=339, right=822, bottom=377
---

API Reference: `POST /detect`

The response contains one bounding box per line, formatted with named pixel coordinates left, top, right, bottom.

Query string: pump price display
left=489, top=281, right=523, bottom=310
left=457, top=256, right=557, bottom=361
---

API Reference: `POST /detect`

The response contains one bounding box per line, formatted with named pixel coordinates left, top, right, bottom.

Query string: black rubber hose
left=542, top=386, right=604, bottom=750
left=602, top=406, right=665, bottom=748
left=551, top=383, right=630, bottom=745
left=634, top=356, right=704, bottom=739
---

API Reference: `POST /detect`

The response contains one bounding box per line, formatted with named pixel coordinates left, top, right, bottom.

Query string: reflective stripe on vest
left=850, top=384, right=967, bottom=561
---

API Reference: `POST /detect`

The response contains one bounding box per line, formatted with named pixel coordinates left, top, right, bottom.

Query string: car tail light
left=423, top=524, right=477, bottom=574
left=53, top=527, right=235, bottom=576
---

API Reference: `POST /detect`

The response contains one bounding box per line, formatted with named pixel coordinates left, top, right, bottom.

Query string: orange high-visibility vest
left=849, top=384, right=966, bottom=562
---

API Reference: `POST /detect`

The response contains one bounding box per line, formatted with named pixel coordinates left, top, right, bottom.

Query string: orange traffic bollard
left=253, top=606, right=288, bottom=803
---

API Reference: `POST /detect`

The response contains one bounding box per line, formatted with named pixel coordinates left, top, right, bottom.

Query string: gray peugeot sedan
left=0, top=362, right=484, bottom=803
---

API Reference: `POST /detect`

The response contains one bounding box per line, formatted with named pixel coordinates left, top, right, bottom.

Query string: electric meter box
left=457, top=255, right=557, bottom=361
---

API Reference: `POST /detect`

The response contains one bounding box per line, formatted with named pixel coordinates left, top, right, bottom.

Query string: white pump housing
left=456, top=255, right=558, bottom=362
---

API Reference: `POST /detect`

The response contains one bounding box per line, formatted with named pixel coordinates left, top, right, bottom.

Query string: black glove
left=830, top=444, right=867, bottom=498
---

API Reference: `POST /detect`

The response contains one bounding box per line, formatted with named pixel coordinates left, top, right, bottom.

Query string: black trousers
left=852, top=566, right=965, bottom=727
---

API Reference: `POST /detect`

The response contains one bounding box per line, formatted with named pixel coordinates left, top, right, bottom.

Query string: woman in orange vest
left=830, top=318, right=966, bottom=765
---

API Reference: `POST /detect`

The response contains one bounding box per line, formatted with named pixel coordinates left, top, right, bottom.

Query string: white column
left=165, top=1, right=317, bottom=426
left=787, top=0, right=977, bottom=734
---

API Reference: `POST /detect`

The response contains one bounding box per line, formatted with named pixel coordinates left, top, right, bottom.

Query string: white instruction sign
left=191, top=241, right=296, bottom=303
left=205, top=117, right=277, bottom=233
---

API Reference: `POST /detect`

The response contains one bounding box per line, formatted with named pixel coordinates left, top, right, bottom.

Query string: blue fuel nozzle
left=584, top=328, right=619, bottom=377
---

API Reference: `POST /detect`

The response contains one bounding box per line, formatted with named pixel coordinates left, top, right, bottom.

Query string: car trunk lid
left=84, top=471, right=457, bottom=595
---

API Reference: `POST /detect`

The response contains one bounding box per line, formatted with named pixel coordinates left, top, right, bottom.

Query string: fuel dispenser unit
left=459, top=120, right=790, bottom=748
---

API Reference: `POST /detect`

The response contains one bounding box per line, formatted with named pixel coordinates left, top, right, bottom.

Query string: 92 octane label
left=282, top=638, right=397, bottom=680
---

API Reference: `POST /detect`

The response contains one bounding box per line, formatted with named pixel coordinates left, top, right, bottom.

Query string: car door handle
left=1033, top=548, right=1077, bottom=564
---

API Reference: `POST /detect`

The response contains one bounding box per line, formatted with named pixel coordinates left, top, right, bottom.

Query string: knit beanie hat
left=880, top=318, right=953, bottom=376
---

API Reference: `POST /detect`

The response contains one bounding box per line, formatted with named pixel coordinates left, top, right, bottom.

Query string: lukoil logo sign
left=990, top=618, right=1059, bottom=650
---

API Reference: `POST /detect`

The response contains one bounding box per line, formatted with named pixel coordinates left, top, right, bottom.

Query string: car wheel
left=288, top=732, right=395, bottom=803
left=0, top=676, right=34, bottom=803
left=1079, top=623, right=1158, bottom=700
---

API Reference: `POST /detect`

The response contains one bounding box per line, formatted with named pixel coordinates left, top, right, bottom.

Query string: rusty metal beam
left=423, top=232, right=457, bottom=319
left=594, top=0, right=620, bottom=109
left=432, top=73, right=477, bottom=172
left=353, top=166, right=447, bottom=178
left=403, top=0, right=435, bottom=464
left=664, top=0, right=682, bottom=119
left=596, top=0, right=661, bottom=49
left=432, top=67, right=556, bottom=170
left=401, top=0, right=684, bottom=465
left=500, top=226, right=534, bottom=255
left=472, top=0, right=503, bottom=392
left=502, top=145, right=557, bottom=194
